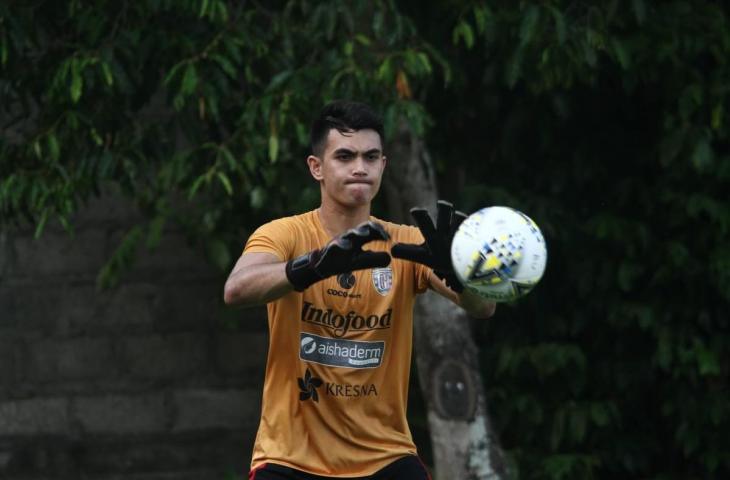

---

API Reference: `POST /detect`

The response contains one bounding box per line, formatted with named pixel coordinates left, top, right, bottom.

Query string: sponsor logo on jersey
left=301, top=302, right=392, bottom=337
left=326, top=382, right=378, bottom=398
left=326, top=288, right=362, bottom=299
left=337, top=272, right=356, bottom=289
left=296, top=368, right=378, bottom=402
left=326, top=272, right=362, bottom=298
left=297, top=368, right=323, bottom=402
left=300, top=333, right=385, bottom=369
left=372, top=267, right=392, bottom=295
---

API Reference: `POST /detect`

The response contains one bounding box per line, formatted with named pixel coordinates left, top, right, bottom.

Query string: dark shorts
left=249, top=455, right=432, bottom=480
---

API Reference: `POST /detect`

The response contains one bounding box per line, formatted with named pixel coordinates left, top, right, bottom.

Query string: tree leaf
left=181, top=63, right=198, bottom=95
left=611, top=38, right=631, bottom=69
left=354, top=34, right=371, bottom=45
left=269, top=135, right=279, bottom=163
left=34, top=208, right=49, bottom=239
left=211, top=53, right=237, bottom=79
left=47, top=134, right=60, bottom=161
left=519, top=5, right=540, bottom=46
left=453, top=21, right=474, bottom=49
left=70, top=63, right=83, bottom=102
left=250, top=186, right=265, bottom=209
left=188, top=173, right=209, bottom=199
left=695, top=342, right=721, bottom=376
left=199, top=0, right=210, bottom=17
left=711, top=104, right=723, bottom=130
left=691, top=137, right=714, bottom=171
left=472, top=5, right=490, bottom=34
left=549, top=7, right=567, bottom=45
left=377, top=57, right=393, bottom=81
left=267, top=70, right=293, bottom=91
left=97, top=225, right=143, bottom=289
left=217, top=171, right=233, bottom=195
left=215, top=0, right=229, bottom=22
left=101, top=61, right=114, bottom=86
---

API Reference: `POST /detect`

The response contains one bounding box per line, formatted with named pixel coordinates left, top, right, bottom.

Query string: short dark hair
left=310, top=100, right=385, bottom=157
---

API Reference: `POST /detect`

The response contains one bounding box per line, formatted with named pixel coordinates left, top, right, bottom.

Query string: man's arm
left=223, top=252, right=293, bottom=306
left=224, top=221, right=391, bottom=307
left=427, top=271, right=496, bottom=319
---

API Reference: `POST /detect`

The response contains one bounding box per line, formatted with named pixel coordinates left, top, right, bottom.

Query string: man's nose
left=352, top=156, right=368, bottom=175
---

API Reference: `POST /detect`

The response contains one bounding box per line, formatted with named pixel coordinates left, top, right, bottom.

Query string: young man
left=223, top=100, right=495, bottom=480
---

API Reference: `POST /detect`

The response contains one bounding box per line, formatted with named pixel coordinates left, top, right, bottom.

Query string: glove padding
left=391, top=200, right=467, bottom=293
left=286, top=221, right=391, bottom=291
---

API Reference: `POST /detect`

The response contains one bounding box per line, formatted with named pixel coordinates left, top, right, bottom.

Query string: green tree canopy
left=1, top=0, right=442, bottom=283
left=404, top=1, right=730, bottom=477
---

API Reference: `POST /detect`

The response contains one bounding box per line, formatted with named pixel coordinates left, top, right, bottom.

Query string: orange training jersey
left=244, top=210, right=431, bottom=477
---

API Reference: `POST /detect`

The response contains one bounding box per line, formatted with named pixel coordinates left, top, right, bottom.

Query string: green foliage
left=2, top=1, right=730, bottom=479
left=0, top=0, right=443, bottom=287
left=401, top=1, right=730, bottom=478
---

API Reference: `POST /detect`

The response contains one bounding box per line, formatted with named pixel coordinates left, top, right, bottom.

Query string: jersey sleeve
left=243, top=218, right=296, bottom=262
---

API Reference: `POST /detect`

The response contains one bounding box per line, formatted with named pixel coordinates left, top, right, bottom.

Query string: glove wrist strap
left=285, top=251, right=323, bottom=292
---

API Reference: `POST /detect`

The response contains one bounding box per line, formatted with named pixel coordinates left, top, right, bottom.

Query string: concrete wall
left=0, top=194, right=267, bottom=479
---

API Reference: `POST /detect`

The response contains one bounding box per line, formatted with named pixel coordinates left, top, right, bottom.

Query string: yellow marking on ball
left=484, top=256, right=501, bottom=270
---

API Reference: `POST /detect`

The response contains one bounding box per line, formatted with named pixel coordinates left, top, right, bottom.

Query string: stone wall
left=0, top=195, right=267, bottom=479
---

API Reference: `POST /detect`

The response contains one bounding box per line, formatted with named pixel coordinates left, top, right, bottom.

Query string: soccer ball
left=451, top=206, right=547, bottom=302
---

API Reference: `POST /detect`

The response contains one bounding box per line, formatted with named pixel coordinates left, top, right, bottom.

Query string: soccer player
left=223, top=100, right=496, bottom=480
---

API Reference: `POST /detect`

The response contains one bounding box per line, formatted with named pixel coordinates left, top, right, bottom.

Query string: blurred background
left=1, top=1, right=729, bottom=479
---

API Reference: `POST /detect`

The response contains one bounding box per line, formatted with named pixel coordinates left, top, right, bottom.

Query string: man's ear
left=307, top=155, right=323, bottom=181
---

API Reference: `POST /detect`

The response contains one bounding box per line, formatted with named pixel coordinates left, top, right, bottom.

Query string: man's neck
left=317, top=201, right=371, bottom=237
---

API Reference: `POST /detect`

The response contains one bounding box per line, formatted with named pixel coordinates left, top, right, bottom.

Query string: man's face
left=309, top=128, right=386, bottom=208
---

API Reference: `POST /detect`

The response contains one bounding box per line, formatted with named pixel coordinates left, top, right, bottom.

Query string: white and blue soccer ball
left=451, top=206, right=547, bottom=302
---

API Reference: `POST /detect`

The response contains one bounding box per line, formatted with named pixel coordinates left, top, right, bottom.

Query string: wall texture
left=0, top=194, right=267, bottom=479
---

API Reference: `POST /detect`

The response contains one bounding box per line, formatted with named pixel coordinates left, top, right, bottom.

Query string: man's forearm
left=427, top=271, right=495, bottom=319
left=223, top=261, right=293, bottom=306
left=458, top=288, right=496, bottom=319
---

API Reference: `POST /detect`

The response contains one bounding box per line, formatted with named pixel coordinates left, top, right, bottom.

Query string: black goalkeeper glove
left=285, top=221, right=391, bottom=292
left=391, top=200, right=467, bottom=293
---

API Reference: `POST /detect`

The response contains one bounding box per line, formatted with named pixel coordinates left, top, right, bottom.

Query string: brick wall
left=0, top=194, right=266, bottom=479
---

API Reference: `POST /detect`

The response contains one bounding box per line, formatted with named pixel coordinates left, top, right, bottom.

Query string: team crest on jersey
left=371, top=267, right=392, bottom=296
